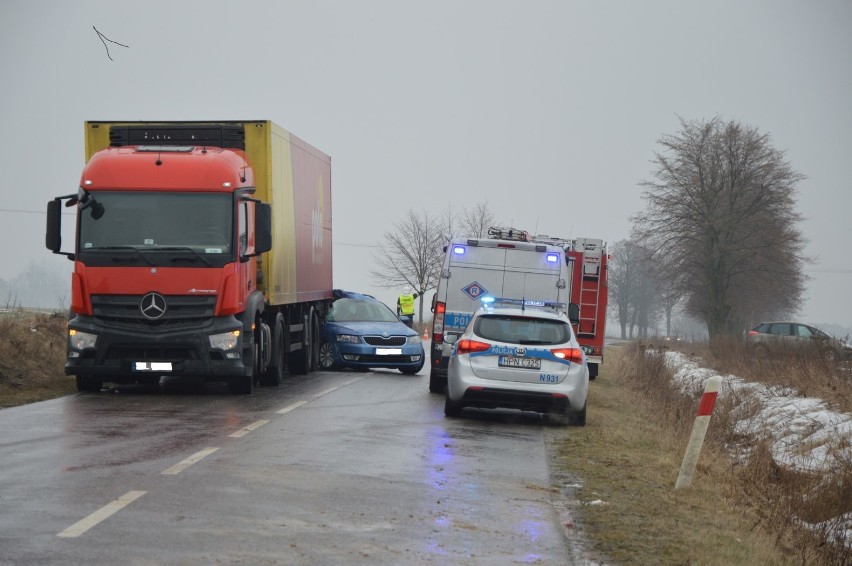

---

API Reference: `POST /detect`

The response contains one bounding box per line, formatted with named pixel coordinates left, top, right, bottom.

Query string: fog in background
left=1, top=1, right=850, bottom=332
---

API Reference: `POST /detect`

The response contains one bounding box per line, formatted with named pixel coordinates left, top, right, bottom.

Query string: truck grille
left=363, top=336, right=407, bottom=346
left=91, top=295, right=217, bottom=330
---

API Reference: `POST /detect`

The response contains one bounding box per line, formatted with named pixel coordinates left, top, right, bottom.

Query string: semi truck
left=428, top=227, right=573, bottom=393
left=45, top=120, right=333, bottom=394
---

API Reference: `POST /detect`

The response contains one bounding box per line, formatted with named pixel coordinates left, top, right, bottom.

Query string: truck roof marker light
left=546, top=253, right=559, bottom=263
left=83, top=180, right=93, bottom=186
left=222, top=182, right=232, bottom=188
left=453, top=245, right=466, bottom=255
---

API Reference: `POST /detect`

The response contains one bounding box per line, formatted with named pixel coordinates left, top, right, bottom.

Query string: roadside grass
left=549, top=342, right=850, bottom=565
left=0, top=309, right=73, bottom=408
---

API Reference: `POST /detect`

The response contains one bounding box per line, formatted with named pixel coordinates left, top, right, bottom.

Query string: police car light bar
left=481, top=297, right=566, bottom=310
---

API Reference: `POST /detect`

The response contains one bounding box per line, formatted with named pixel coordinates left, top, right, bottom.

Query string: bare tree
left=370, top=209, right=445, bottom=326
left=439, top=201, right=499, bottom=240
left=459, top=202, right=497, bottom=238
left=634, top=116, right=806, bottom=339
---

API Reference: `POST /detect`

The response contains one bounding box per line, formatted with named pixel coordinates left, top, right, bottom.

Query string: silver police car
left=444, top=301, right=589, bottom=425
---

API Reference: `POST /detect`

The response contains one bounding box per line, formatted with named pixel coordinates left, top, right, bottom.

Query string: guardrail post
left=675, top=376, right=721, bottom=489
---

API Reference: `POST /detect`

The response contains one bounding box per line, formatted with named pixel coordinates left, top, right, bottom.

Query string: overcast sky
left=1, top=1, right=850, bottom=327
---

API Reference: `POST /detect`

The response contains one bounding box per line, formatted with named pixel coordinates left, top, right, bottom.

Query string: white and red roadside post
left=675, top=376, right=722, bottom=489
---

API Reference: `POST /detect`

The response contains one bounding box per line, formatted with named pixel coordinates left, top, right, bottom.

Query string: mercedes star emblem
left=139, top=292, right=168, bottom=320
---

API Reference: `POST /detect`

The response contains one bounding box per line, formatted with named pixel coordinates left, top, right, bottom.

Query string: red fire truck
left=533, top=236, right=609, bottom=380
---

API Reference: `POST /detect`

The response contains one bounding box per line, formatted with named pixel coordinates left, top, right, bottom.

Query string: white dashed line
left=228, top=419, right=270, bottom=438
left=57, top=490, right=147, bottom=538
left=161, top=447, right=220, bottom=475
left=277, top=400, right=308, bottom=414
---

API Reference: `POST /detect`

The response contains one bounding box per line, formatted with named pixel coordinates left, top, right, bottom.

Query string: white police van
left=428, top=227, right=572, bottom=393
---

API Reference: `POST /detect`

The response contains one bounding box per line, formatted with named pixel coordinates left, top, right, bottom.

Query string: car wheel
left=76, top=375, right=102, bottom=392
left=429, top=369, right=446, bottom=394
left=399, top=356, right=425, bottom=375
left=568, top=401, right=587, bottom=427
left=444, top=395, right=462, bottom=418
left=318, top=341, right=336, bottom=370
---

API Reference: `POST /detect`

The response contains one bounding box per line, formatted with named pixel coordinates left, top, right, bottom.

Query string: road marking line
left=228, top=419, right=270, bottom=438
left=161, top=447, right=220, bottom=475
left=314, top=386, right=340, bottom=397
left=57, top=490, right=146, bottom=538
left=277, top=400, right=308, bottom=414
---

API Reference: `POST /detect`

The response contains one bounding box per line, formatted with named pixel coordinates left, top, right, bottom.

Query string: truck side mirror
left=254, top=203, right=272, bottom=254
left=568, top=303, right=580, bottom=325
left=46, top=200, right=62, bottom=252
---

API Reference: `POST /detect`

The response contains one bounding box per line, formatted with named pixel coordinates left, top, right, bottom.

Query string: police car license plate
left=376, top=348, right=402, bottom=356
left=498, top=356, right=541, bottom=369
left=133, top=362, right=173, bottom=372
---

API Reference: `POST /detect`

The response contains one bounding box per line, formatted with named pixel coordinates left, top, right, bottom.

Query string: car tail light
left=456, top=339, right=491, bottom=355
left=433, top=301, right=445, bottom=343
left=551, top=348, right=584, bottom=364
left=748, top=330, right=759, bottom=336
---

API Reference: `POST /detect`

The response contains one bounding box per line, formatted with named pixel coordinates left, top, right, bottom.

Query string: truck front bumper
left=65, top=315, right=250, bottom=383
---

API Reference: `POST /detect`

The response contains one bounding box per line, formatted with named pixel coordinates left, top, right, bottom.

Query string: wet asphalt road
left=0, top=367, right=577, bottom=565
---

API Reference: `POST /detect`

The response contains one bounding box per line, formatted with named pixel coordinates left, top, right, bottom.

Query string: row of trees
left=371, top=116, right=807, bottom=339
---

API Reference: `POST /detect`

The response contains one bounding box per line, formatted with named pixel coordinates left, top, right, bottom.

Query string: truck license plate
left=498, top=356, right=541, bottom=369
left=375, top=348, right=402, bottom=356
left=134, top=362, right=173, bottom=372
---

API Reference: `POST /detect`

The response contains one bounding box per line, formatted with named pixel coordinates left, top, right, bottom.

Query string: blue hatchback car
left=318, top=293, right=425, bottom=374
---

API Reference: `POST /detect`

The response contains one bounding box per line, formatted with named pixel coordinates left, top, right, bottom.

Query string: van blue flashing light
left=546, top=253, right=559, bottom=263
left=453, top=245, right=466, bottom=256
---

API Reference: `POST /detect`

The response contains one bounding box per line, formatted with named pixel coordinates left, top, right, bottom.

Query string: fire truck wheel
left=588, top=363, right=598, bottom=381
left=76, top=375, right=102, bottom=392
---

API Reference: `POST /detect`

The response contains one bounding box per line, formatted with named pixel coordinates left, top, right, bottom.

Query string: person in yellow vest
left=397, top=286, right=420, bottom=328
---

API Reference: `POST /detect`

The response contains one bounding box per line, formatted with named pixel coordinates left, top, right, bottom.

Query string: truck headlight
left=336, top=334, right=360, bottom=344
left=68, top=329, right=97, bottom=350
left=209, top=330, right=241, bottom=350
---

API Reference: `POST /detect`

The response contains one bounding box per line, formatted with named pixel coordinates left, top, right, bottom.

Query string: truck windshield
left=79, top=191, right=233, bottom=258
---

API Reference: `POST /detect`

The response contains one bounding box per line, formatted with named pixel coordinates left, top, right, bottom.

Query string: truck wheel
left=260, top=319, right=285, bottom=386
left=76, top=375, right=102, bottom=392
left=288, top=312, right=311, bottom=375
left=310, top=312, right=321, bottom=371
left=229, top=375, right=253, bottom=395
left=588, top=363, right=598, bottom=381
left=429, top=369, right=446, bottom=394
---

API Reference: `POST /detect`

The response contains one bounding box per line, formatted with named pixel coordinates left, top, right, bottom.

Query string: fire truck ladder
left=576, top=241, right=603, bottom=338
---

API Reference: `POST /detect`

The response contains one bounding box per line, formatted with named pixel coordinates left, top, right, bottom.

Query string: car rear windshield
left=473, top=315, right=569, bottom=345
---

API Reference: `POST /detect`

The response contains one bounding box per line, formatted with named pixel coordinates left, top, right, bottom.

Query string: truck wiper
left=88, top=246, right=155, bottom=266
left=155, top=247, right=213, bottom=267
